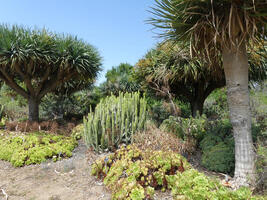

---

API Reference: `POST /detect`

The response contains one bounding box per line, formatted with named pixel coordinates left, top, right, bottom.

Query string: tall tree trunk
left=28, top=98, right=39, bottom=122
left=222, top=44, right=256, bottom=187
left=191, top=99, right=204, bottom=118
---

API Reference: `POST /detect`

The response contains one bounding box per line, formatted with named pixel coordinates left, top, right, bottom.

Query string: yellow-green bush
left=92, top=145, right=264, bottom=200
left=91, top=145, right=189, bottom=199
left=71, top=124, right=84, bottom=140
left=0, top=132, right=78, bottom=167
left=167, top=169, right=263, bottom=200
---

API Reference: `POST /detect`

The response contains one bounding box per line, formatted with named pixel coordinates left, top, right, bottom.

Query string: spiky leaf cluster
left=0, top=25, right=102, bottom=99
left=149, top=0, right=267, bottom=62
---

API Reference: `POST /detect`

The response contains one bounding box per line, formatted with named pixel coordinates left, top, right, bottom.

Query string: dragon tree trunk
left=28, top=98, right=39, bottom=122
left=222, top=43, right=256, bottom=187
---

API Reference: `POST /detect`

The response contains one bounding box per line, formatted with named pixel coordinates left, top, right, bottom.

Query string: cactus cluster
left=83, top=92, right=147, bottom=152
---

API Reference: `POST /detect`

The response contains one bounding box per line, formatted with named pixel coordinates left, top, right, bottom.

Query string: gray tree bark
left=28, top=98, right=39, bottom=122
left=222, top=44, right=256, bottom=187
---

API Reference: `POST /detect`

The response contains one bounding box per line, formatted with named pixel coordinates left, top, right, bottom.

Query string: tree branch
left=204, top=79, right=225, bottom=99
left=0, top=69, right=29, bottom=98
left=36, top=66, right=51, bottom=96
left=14, top=64, right=35, bottom=96
left=38, top=70, right=76, bottom=99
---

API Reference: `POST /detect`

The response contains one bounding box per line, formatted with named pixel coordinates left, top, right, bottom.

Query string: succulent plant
left=83, top=92, right=147, bottom=152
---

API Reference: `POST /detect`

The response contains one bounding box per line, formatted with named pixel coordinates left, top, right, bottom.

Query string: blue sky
left=0, top=0, right=159, bottom=84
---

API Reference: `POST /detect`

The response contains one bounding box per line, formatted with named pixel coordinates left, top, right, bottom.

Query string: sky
left=0, top=0, right=160, bottom=84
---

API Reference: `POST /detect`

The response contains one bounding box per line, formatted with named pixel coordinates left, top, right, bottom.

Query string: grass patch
left=0, top=131, right=78, bottom=167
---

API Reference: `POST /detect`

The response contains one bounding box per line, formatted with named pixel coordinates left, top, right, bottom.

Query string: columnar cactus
left=83, top=92, right=147, bottom=152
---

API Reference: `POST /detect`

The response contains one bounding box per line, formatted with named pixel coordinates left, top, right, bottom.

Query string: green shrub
left=92, top=145, right=262, bottom=200
left=148, top=100, right=173, bottom=125
left=71, top=124, right=84, bottom=140
left=0, top=84, right=28, bottom=121
left=40, top=87, right=102, bottom=120
left=199, top=118, right=235, bottom=174
left=204, top=88, right=228, bottom=118
left=174, top=99, right=191, bottom=118
left=91, top=145, right=190, bottom=199
left=199, top=134, right=223, bottom=152
left=0, top=132, right=78, bottom=167
left=201, top=142, right=235, bottom=174
left=255, top=142, right=267, bottom=192
left=83, top=92, right=147, bottom=152
left=199, top=118, right=264, bottom=175
left=167, top=169, right=262, bottom=200
left=160, top=115, right=207, bottom=142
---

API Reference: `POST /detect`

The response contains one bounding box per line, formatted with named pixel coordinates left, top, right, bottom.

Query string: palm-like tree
left=149, top=0, right=267, bottom=187
left=101, top=63, right=140, bottom=96
left=136, top=42, right=226, bottom=117
left=0, top=25, right=102, bottom=121
left=137, top=42, right=266, bottom=117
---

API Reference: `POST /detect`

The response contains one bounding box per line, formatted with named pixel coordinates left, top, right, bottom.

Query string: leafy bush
left=91, top=145, right=190, bottom=199
left=0, top=132, right=78, bottom=167
left=0, top=84, right=28, bottom=121
left=200, top=117, right=266, bottom=175
left=92, top=145, right=262, bottom=200
left=201, top=142, right=235, bottom=174
left=204, top=88, right=228, bottom=119
left=40, top=87, right=102, bottom=120
left=147, top=98, right=191, bottom=126
left=71, top=124, right=84, bottom=140
left=255, top=142, right=267, bottom=193
left=174, top=99, right=191, bottom=118
left=148, top=100, right=174, bottom=126
left=160, top=115, right=207, bottom=142
left=83, top=92, right=147, bottom=152
left=199, top=118, right=235, bottom=174
left=167, top=169, right=262, bottom=200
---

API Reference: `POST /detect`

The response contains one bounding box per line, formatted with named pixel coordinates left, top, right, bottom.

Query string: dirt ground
left=0, top=141, right=174, bottom=200
left=0, top=141, right=112, bottom=200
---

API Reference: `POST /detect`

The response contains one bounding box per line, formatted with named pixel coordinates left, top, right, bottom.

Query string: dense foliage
left=40, top=87, right=102, bottom=120
left=92, top=145, right=263, bottom=200
left=0, top=131, right=77, bottom=167
left=83, top=92, right=147, bottom=152
left=160, top=115, right=207, bottom=143
left=135, top=42, right=225, bottom=117
left=91, top=145, right=190, bottom=199
left=101, top=63, right=140, bottom=96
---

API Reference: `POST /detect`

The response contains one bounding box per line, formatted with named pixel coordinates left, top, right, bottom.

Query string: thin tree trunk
left=28, top=98, right=39, bottom=122
left=222, top=44, right=256, bottom=187
left=191, top=99, right=204, bottom=118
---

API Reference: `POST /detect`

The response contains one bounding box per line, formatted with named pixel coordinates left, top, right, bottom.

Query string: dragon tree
left=0, top=25, right=102, bottom=121
left=149, top=0, right=267, bottom=187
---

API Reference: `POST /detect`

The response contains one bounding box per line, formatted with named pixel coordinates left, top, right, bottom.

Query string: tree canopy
left=136, top=42, right=266, bottom=117
left=149, top=0, right=266, bottom=61
left=0, top=25, right=102, bottom=121
left=101, top=63, right=140, bottom=96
